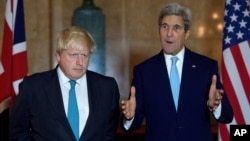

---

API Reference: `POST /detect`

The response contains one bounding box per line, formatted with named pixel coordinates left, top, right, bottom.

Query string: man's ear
left=185, top=30, right=190, bottom=40
left=55, top=53, right=60, bottom=62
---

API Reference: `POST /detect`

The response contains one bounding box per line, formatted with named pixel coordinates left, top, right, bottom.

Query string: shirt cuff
left=123, top=117, right=134, bottom=130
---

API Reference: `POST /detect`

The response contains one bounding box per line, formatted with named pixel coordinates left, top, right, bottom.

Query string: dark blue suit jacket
left=9, top=68, right=120, bottom=141
left=125, top=48, right=233, bottom=141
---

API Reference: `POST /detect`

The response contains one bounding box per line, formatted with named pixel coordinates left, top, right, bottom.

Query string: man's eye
left=69, top=54, right=77, bottom=57
left=82, top=54, right=86, bottom=57
left=69, top=53, right=89, bottom=58
left=81, top=54, right=89, bottom=58
left=161, top=24, right=168, bottom=29
left=174, top=25, right=182, bottom=30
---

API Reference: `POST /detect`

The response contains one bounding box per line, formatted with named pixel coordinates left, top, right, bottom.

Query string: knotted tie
left=170, top=57, right=180, bottom=110
left=68, top=80, right=79, bottom=140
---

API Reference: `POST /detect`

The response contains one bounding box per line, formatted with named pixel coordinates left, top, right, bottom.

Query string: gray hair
left=158, top=3, right=192, bottom=32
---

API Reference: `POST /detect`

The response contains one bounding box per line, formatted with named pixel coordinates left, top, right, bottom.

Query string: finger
left=121, top=104, right=126, bottom=110
left=209, top=75, right=217, bottom=101
left=215, top=99, right=221, bottom=104
left=126, top=112, right=130, bottom=117
left=120, top=100, right=127, bottom=106
left=218, top=89, right=224, bottom=95
left=218, top=94, right=222, bottom=100
left=213, top=106, right=218, bottom=111
left=121, top=100, right=128, bottom=108
left=121, top=100, right=124, bottom=104
left=130, top=86, right=136, bottom=99
left=210, top=75, right=217, bottom=90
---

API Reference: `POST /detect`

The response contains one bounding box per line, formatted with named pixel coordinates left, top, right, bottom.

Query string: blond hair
left=56, top=26, right=96, bottom=54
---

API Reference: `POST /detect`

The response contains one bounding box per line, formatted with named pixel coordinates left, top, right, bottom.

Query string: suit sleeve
left=9, top=77, right=32, bottom=141
left=104, top=78, right=120, bottom=141
left=213, top=62, right=234, bottom=123
left=218, top=91, right=234, bottom=123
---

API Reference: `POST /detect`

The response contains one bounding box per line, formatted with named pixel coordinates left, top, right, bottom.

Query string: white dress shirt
left=164, top=47, right=184, bottom=82
left=57, top=67, right=89, bottom=136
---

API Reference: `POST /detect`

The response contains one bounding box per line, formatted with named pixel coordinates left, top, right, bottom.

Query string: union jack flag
left=0, top=0, right=28, bottom=113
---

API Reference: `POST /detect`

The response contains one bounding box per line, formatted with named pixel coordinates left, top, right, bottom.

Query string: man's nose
left=76, top=56, right=83, bottom=65
left=167, top=28, right=173, bottom=37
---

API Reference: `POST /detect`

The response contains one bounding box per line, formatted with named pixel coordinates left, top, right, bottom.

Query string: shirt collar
left=164, top=47, right=185, bottom=62
left=57, top=67, right=85, bottom=85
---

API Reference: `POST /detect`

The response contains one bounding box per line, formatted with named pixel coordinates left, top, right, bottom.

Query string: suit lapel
left=178, top=48, right=199, bottom=112
left=153, top=51, right=176, bottom=112
left=44, top=68, right=74, bottom=137
left=79, top=71, right=95, bottom=140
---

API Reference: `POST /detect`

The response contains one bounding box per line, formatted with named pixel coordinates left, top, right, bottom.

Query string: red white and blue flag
left=219, top=0, right=250, bottom=140
left=0, top=0, right=28, bottom=113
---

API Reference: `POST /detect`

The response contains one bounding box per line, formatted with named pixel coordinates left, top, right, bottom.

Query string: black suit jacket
left=9, top=68, right=120, bottom=141
left=122, top=48, right=233, bottom=141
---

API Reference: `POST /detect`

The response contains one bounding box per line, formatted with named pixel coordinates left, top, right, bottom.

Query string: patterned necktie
left=170, top=57, right=180, bottom=110
left=68, top=80, right=79, bottom=140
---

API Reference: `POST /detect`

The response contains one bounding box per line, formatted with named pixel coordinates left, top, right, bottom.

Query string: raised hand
left=121, top=86, right=136, bottom=120
left=208, top=75, right=224, bottom=111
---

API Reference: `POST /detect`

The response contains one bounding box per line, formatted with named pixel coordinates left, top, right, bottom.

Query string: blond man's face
left=56, top=46, right=90, bottom=80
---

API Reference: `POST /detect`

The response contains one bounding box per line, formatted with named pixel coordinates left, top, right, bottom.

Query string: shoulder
left=135, top=50, right=164, bottom=69
left=186, top=48, right=217, bottom=65
left=86, top=70, right=117, bottom=84
left=18, top=69, right=57, bottom=95
left=86, top=71, right=120, bottom=95
left=22, top=69, right=56, bottom=84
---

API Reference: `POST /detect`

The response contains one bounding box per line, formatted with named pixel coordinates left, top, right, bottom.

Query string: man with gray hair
left=121, top=3, right=233, bottom=141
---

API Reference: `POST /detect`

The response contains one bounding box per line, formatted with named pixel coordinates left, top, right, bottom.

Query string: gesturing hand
left=208, top=75, right=224, bottom=111
left=121, top=86, right=136, bottom=120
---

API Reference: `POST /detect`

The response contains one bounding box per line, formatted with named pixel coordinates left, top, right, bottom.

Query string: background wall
left=1, top=0, right=243, bottom=139
left=0, top=0, right=228, bottom=99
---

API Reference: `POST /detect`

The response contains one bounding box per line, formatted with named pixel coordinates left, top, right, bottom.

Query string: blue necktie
left=170, top=57, right=180, bottom=110
left=68, top=80, right=79, bottom=140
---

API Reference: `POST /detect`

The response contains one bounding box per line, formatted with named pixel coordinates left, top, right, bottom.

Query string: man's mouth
left=166, top=40, right=173, bottom=44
